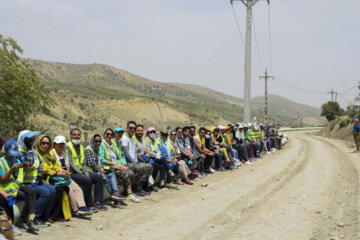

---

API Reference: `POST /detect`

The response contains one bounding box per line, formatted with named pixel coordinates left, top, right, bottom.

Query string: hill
left=25, top=59, right=323, bottom=139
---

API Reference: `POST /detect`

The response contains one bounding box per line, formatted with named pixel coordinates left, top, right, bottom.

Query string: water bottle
left=7, top=196, right=16, bottom=206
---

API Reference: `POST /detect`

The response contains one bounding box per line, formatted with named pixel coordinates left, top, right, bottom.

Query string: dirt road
left=18, top=131, right=360, bottom=240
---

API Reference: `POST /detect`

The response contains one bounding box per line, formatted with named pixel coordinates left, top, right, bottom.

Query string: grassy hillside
left=25, top=59, right=323, bottom=139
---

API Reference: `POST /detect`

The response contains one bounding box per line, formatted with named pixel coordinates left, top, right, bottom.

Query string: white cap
left=218, top=125, right=225, bottom=130
left=54, top=135, right=66, bottom=144
left=247, top=123, right=252, bottom=128
left=239, top=124, right=243, bottom=128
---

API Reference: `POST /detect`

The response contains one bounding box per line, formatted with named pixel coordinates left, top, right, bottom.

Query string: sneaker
left=159, top=184, right=178, bottom=190
left=149, top=186, right=159, bottom=192
left=168, top=174, right=181, bottom=181
left=225, top=158, right=231, bottom=163
left=127, top=194, right=140, bottom=203
left=115, top=201, right=128, bottom=207
left=192, top=169, right=199, bottom=174
left=18, top=223, right=29, bottom=230
left=266, top=151, right=272, bottom=154
left=111, top=192, right=127, bottom=201
left=245, top=161, right=252, bottom=165
left=182, top=179, right=193, bottom=185
left=77, top=207, right=93, bottom=216
left=27, top=220, right=39, bottom=232
left=134, top=189, right=146, bottom=197
left=12, top=224, right=22, bottom=236
left=89, top=206, right=99, bottom=213
left=33, top=218, right=48, bottom=228
left=43, top=219, right=52, bottom=226
left=209, top=168, right=216, bottom=173
left=200, top=172, right=208, bottom=177
left=95, top=203, right=108, bottom=211
left=48, top=217, right=65, bottom=223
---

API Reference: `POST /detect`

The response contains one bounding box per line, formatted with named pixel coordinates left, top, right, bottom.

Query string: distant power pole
left=231, top=0, right=260, bottom=123
left=259, top=69, right=274, bottom=124
left=328, top=88, right=338, bottom=102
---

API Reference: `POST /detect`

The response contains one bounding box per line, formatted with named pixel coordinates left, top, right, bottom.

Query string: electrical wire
left=252, top=15, right=265, bottom=71
left=267, top=2, right=273, bottom=74
left=231, top=4, right=245, bottom=47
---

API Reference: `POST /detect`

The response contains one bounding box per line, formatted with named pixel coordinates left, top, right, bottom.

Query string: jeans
left=26, top=182, right=56, bottom=219
left=140, top=155, right=151, bottom=163
left=155, top=158, right=171, bottom=180
left=231, top=148, right=238, bottom=159
left=105, top=172, right=118, bottom=195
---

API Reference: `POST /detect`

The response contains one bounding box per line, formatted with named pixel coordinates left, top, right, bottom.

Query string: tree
left=0, top=34, right=53, bottom=137
left=321, top=101, right=343, bottom=121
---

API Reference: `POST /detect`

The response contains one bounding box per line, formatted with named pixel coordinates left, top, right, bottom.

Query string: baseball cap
left=218, top=125, right=225, bottom=130
left=4, top=139, right=19, bottom=157
left=160, top=130, right=169, bottom=135
left=114, top=127, right=125, bottom=133
left=20, top=130, right=41, bottom=140
left=54, top=135, right=66, bottom=144
left=146, top=127, right=156, bottom=133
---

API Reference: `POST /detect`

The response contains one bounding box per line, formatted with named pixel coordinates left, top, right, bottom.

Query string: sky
left=1, top=0, right=359, bottom=108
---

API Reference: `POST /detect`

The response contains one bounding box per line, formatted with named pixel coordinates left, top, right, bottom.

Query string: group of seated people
left=0, top=117, right=283, bottom=238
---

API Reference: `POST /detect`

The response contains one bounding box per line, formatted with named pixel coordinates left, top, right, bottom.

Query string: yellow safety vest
left=193, top=135, right=205, bottom=149
left=19, top=147, right=39, bottom=184
left=0, top=156, right=24, bottom=196
left=147, top=138, right=158, bottom=153
left=66, top=142, right=84, bottom=173
left=133, top=136, right=147, bottom=152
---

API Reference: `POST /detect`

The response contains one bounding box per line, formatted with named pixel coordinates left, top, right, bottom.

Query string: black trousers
left=0, top=194, right=14, bottom=222
left=71, top=173, right=104, bottom=207
left=17, top=185, right=36, bottom=222
left=50, top=186, right=68, bottom=220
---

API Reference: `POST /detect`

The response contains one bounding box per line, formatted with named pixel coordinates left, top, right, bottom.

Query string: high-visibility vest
left=66, top=142, right=84, bottom=173
left=133, top=136, right=147, bottom=152
left=19, top=147, right=39, bottom=184
left=166, top=139, right=175, bottom=155
left=250, top=124, right=260, bottom=140
left=147, top=138, right=158, bottom=153
left=85, top=145, right=99, bottom=172
left=111, top=139, right=126, bottom=165
left=50, top=149, right=69, bottom=166
left=193, top=135, right=205, bottom=149
left=99, top=142, right=116, bottom=170
left=0, top=156, right=24, bottom=196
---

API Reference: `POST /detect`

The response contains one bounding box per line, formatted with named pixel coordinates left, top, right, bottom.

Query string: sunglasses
left=129, top=127, right=136, bottom=131
left=41, top=142, right=50, bottom=145
left=95, top=140, right=102, bottom=143
left=106, top=133, right=113, bottom=136
left=170, top=134, right=176, bottom=136
left=149, top=131, right=156, bottom=134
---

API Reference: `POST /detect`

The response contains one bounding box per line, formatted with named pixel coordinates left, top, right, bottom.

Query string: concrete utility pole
left=259, top=69, right=274, bottom=124
left=328, top=89, right=338, bottom=102
left=231, top=0, right=260, bottom=123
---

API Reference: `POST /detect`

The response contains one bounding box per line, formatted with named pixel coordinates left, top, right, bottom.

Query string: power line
left=231, top=4, right=245, bottom=47
left=267, top=2, right=273, bottom=74
left=252, top=15, right=265, bottom=71
left=340, top=86, right=358, bottom=94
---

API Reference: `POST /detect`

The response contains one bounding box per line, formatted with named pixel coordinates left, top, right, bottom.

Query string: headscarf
left=17, top=130, right=40, bottom=150
left=101, top=129, right=117, bottom=162
left=89, top=134, right=102, bottom=154
left=252, top=117, right=260, bottom=131
left=35, top=134, right=57, bottom=166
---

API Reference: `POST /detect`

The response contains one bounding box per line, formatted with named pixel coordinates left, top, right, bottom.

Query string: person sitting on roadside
left=205, top=129, right=225, bottom=172
left=144, top=127, right=162, bottom=192
left=353, top=119, right=360, bottom=152
left=187, top=126, right=204, bottom=175
left=35, top=134, right=71, bottom=222
left=65, top=128, right=104, bottom=212
left=51, top=136, right=92, bottom=216
left=134, top=125, right=151, bottom=164
left=175, top=127, right=193, bottom=169
left=1, top=139, right=37, bottom=234
left=0, top=187, right=21, bottom=237
left=223, top=126, right=244, bottom=167
left=194, top=127, right=215, bottom=176
left=243, top=123, right=257, bottom=159
left=168, top=130, right=193, bottom=185
left=112, top=128, right=141, bottom=203
left=98, top=129, right=129, bottom=205
left=156, top=130, right=181, bottom=189
left=212, top=127, right=233, bottom=169
left=261, top=124, right=272, bottom=154
left=121, top=121, right=152, bottom=196
left=274, top=124, right=283, bottom=150
left=17, top=130, right=56, bottom=228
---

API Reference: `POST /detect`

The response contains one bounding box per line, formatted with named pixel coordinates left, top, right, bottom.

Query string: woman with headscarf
left=168, top=130, right=193, bottom=185
left=17, top=130, right=56, bottom=227
left=98, top=129, right=128, bottom=204
left=35, top=134, right=71, bottom=222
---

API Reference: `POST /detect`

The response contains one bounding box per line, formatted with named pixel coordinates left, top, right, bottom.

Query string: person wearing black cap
left=0, top=139, right=38, bottom=233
